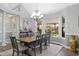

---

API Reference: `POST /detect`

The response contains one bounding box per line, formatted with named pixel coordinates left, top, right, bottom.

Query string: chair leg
left=27, top=47, right=30, bottom=56
left=34, top=47, right=36, bottom=56
left=12, top=50, right=14, bottom=56
left=49, top=39, right=50, bottom=47
left=49, top=42, right=50, bottom=47
left=17, top=51, right=19, bottom=56
left=40, top=45, right=42, bottom=54
left=22, top=51, right=24, bottom=56
left=44, top=42, right=47, bottom=50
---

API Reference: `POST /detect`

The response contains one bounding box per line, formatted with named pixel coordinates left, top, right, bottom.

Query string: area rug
left=0, top=44, right=63, bottom=56
left=38, top=44, right=63, bottom=56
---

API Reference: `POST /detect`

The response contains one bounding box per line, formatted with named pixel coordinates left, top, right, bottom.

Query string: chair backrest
left=46, top=33, right=50, bottom=39
left=20, top=32, right=28, bottom=37
left=36, top=35, right=41, bottom=40
left=41, top=34, right=47, bottom=42
left=31, top=35, right=42, bottom=46
left=10, top=36, right=19, bottom=51
left=28, top=31, right=34, bottom=36
left=45, top=33, right=50, bottom=42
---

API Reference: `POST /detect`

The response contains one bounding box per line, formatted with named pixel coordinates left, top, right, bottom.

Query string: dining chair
left=41, top=34, right=48, bottom=49
left=28, top=31, right=34, bottom=37
left=28, top=35, right=42, bottom=56
left=10, top=36, right=28, bottom=56
left=45, top=33, right=50, bottom=46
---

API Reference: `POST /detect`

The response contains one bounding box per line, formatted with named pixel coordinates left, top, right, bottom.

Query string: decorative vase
left=69, top=35, right=77, bottom=53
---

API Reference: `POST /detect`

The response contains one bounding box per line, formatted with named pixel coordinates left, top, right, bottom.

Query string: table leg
left=27, top=45, right=32, bottom=56
left=40, top=43, right=42, bottom=53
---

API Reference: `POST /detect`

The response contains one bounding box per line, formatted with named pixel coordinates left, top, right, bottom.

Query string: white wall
left=58, top=4, right=79, bottom=47
left=62, top=4, right=79, bottom=35
left=19, top=5, right=31, bottom=31
left=0, top=3, right=79, bottom=47
left=44, top=4, right=79, bottom=36
left=0, top=4, right=30, bottom=45
left=40, top=4, right=79, bottom=47
left=29, top=19, right=37, bottom=32
left=0, top=10, right=3, bottom=43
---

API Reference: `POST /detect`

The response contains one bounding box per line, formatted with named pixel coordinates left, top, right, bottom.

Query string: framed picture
left=62, top=16, right=65, bottom=38
left=78, top=16, right=79, bottom=27
left=23, top=18, right=28, bottom=30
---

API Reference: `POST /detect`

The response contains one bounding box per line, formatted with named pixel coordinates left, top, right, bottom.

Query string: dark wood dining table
left=17, top=36, right=42, bottom=56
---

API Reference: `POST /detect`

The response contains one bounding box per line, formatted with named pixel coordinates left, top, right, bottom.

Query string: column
left=2, top=12, right=6, bottom=46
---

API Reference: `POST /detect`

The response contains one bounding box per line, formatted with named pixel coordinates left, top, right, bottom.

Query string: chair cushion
left=18, top=44, right=28, bottom=51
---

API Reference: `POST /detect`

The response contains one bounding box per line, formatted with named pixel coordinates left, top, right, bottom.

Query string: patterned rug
left=0, top=44, right=63, bottom=56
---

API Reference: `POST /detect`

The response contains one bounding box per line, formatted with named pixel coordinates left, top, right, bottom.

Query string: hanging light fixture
left=31, top=4, right=44, bottom=19
left=31, top=10, right=43, bottom=19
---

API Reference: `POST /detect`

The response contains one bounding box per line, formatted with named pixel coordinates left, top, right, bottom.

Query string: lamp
left=56, top=24, right=59, bottom=27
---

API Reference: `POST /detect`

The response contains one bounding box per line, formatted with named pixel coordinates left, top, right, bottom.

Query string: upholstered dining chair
left=10, top=36, right=28, bottom=56
left=28, top=35, right=42, bottom=56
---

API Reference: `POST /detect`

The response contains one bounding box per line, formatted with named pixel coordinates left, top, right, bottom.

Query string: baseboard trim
left=1, top=43, right=6, bottom=46
left=51, top=41, right=79, bottom=52
left=50, top=41, right=70, bottom=49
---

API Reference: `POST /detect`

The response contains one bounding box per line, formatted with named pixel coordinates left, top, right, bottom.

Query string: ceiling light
left=56, top=24, right=59, bottom=26
left=31, top=10, right=43, bottom=19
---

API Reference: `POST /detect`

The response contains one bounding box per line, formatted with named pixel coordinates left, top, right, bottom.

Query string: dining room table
left=17, top=36, right=42, bottom=56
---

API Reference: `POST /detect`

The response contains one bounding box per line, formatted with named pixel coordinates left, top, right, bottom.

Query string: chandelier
left=30, top=4, right=44, bottom=29
left=31, top=10, right=43, bottom=19
left=31, top=3, right=43, bottom=19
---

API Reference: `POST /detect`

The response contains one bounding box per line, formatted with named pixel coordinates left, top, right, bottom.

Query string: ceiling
left=0, top=3, right=76, bottom=16
left=0, top=3, right=19, bottom=10
left=22, top=3, right=76, bottom=15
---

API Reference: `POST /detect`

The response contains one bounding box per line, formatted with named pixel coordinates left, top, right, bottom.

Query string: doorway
left=45, top=23, right=59, bottom=37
